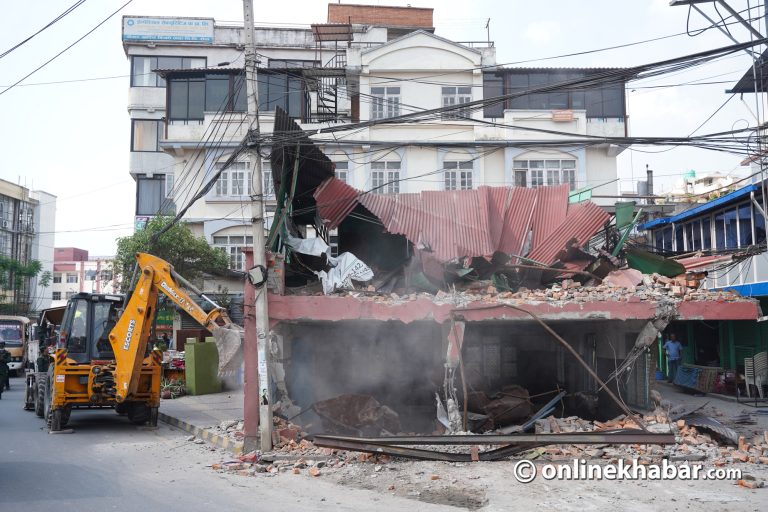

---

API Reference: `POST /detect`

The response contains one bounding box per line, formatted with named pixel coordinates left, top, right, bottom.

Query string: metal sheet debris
left=313, top=178, right=608, bottom=265
left=312, top=394, right=400, bottom=436
left=311, top=430, right=677, bottom=462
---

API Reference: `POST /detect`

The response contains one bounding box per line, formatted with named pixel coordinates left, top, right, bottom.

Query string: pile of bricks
left=209, top=439, right=393, bottom=478
left=528, top=412, right=768, bottom=478
left=341, top=272, right=747, bottom=307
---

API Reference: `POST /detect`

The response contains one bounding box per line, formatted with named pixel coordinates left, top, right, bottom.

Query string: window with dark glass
left=168, top=72, right=246, bottom=121
left=487, top=70, right=626, bottom=118
left=702, top=217, right=711, bottom=249
left=724, top=208, right=738, bottom=248
left=137, top=175, right=174, bottom=216
left=755, top=206, right=766, bottom=244
left=662, top=226, right=673, bottom=251
left=168, top=77, right=205, bottom=120
left=482, top=73, right=504, bottom=117
left=258, top=71, right=303, bottom=118
left=66, top=299, right=88, bottom=354
left=738, top=203, right=753, bottom=246
left=691, top=220, right=702, bottom=250
left=91, top=301, right=117, bottom=357
left=684, top=223, right=693, bottom=251
left=714, top=211, right=725, bottom=249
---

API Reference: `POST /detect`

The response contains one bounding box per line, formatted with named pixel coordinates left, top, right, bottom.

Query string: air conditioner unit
left=1, top=220, right=9, bottom=229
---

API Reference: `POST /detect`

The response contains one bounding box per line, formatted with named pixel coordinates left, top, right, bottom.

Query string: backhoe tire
left=23, top=380, right=34, bottom=411
left=115, top=402, right=128, bottom=416
left=35, top=379, right=45, bottom=418
left=35, top=382, right=45, bottom=418
left=127, top=402, right=150, bottom=425
left=50, top=409, right=62, bottom=432
left=43, top=373, right=52, bottom=425
left=149, top=407, right=159, bottom=427
left=60, top=406, right=71, bottom=427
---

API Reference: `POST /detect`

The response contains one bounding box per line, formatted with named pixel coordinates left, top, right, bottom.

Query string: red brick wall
left=328, top=3, right=433, bottom=28
left=54, top=247, right=88, bottom=262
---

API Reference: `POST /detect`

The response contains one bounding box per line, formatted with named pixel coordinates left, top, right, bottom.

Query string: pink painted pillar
left=242, top=248, right=260, bottom=450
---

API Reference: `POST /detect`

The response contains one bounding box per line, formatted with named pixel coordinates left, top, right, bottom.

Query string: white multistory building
left=0, top=179, right=55, bottom=315
left=122, top=4, right=628, bottom=297
left=51, top=248, right=117, bottom=307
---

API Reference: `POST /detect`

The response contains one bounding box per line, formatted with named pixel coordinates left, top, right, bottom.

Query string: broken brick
left=278, top=427, right=299, bottom=442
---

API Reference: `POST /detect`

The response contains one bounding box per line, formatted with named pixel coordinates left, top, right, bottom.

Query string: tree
left=113, top=216, right=230, bottom=293
left=0, top=255, right=44, bottom=315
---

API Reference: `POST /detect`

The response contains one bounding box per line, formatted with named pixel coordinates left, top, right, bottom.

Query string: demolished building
left=258, top=108, right=762, bottom=436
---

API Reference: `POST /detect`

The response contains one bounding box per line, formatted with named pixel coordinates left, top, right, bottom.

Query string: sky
left=0, top=0, right=765, bottom=256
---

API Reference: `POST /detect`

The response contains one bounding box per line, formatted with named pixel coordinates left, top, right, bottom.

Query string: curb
left=158, top=412, right=244, bottom=455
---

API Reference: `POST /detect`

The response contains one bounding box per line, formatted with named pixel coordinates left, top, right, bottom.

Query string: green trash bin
left=185, top=337, right=221, bottom=395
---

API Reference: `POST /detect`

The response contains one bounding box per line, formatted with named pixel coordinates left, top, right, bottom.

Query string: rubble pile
left=209, top=438, right=394, bottom=477
left=213, top=420, right=245, bottom=442
left=338, top=272, right=745, bottom=308
left=523, top=411, right=768, bottom=481
left=206, top=402, right=768, bottom=488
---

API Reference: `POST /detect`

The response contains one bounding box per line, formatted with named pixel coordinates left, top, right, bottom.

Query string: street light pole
left=242, top=0, right=272, bottom=453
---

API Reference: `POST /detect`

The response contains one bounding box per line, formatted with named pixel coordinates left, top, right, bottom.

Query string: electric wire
left=0, top=0, right=134, bottom=97
left=0, top=0, right=87, bottom=60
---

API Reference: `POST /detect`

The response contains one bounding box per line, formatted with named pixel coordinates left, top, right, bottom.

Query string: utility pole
left=242, top=0, right=272, bottom=453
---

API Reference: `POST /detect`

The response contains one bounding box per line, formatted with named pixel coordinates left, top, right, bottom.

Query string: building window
left=165, top=173, right=174, bottom=199
left=65, top=292, right=74, bottom=300
left=53, top=273, right=62, bottom=284
left=444, top=161, right=473, bottom=190
left=491, top=70, right=625, bottom=119
left=131, top=56, right=206, bottom=87
left=85, top=270, right=97, bottom=281
left=213, top=235, right=254, bottom=271
left=66, top=274, right=78, bottom=284
left=513, top=159, right=576, bottom=190
left=654, top=226, right=673, bottom=252
left=263, top=168, right=275, bottom=198
left=334, top=161, right=348, bottom=183
left=101, top=270, right=113, bottom=282
left=214, top=162, right=250, bottom=197
left=371, top=161, right=400, bottom=194
left=131, top=119, right=162, bottom=152
left=258, top=71, right=303, bottom=118
left=137, top=175, right=174, bottom=216
left=738, top=203, right=753, bottom=247
left=441, top=86, right=472, bottom=120
left=168, top=76, right=205, bottom=120
left=371, top=87, right=401, bottom=120
left=52, top=292, right=61, bottom=301
left=167, top=72, right=247, bottom=121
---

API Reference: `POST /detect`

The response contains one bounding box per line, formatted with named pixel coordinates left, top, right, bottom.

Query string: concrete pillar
left=242, top=248, right=259, bottom=452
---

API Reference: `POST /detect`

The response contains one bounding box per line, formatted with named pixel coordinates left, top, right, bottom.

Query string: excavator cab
left=58, top=293, right=123, bottom=364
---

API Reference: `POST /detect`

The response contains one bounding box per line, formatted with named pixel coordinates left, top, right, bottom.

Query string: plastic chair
left=744, top=356, right=754, bottom=398
left=753, top=351, right=767, bottom=399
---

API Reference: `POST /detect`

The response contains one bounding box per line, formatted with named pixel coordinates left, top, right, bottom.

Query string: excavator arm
left=108, top=253, right=233, bottom=402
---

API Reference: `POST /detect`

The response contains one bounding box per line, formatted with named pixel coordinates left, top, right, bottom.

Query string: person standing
left=663, top=333, right=683, bottom=383
left=0, top=342, right=10, bottom=398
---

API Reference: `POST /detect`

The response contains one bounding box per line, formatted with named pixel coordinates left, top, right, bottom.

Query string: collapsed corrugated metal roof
left=270, top=107, right=335, bottom=224
left=313, top=178, right=609, bottom=265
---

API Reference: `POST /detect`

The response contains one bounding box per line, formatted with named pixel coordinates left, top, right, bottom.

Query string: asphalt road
left=0, top=374, right=444, bottom=512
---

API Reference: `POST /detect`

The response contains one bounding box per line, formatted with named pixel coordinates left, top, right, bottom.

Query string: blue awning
left=638, top=184, right=759, bottom=230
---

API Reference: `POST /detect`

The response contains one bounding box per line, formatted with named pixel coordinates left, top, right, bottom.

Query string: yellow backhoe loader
left=26, top=253, right=239, bottom=431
